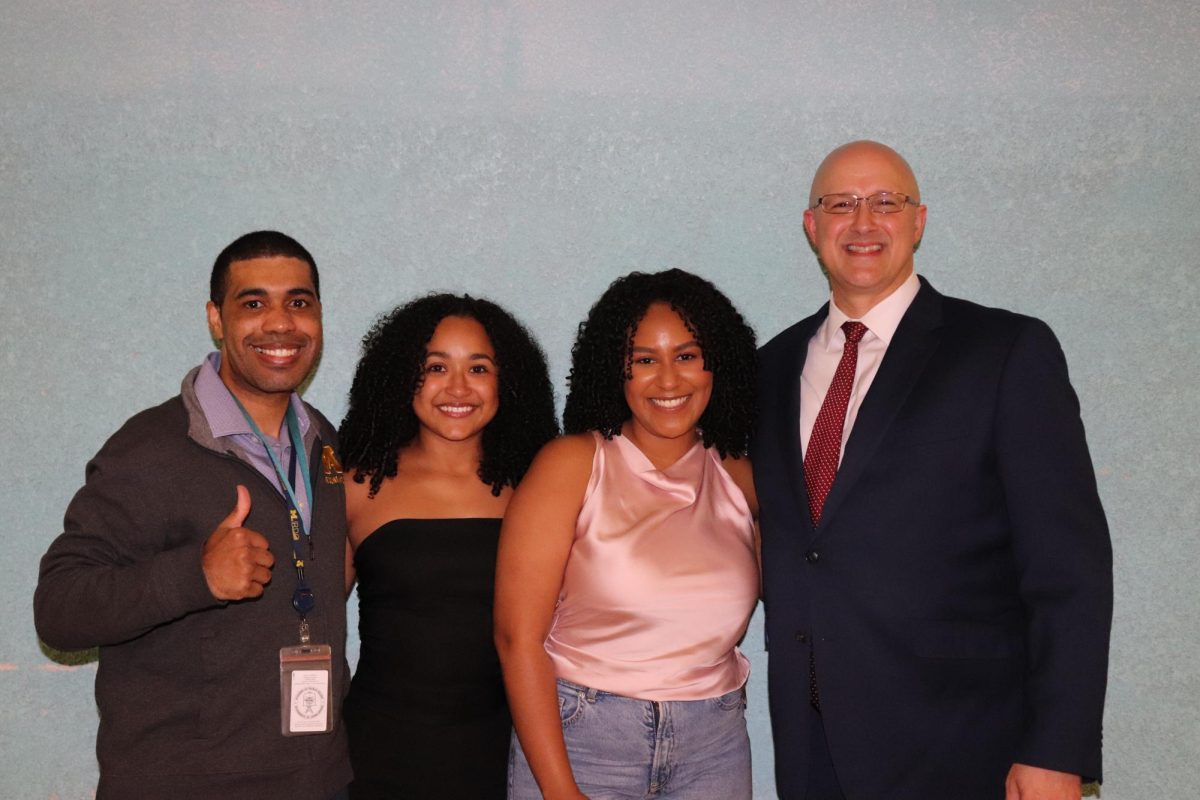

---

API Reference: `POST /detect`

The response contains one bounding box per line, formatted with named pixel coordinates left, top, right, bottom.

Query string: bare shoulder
left=343, top=470, right=373, bottom=513
left=525, top=433, right=596, bottom=482
left=720, top=452, right=759, bottom=518
left=506, top=433, right=597, bottom=522
left=342, top=470, right=377, bottom=545
left=536, top=432, right=596, bottom=462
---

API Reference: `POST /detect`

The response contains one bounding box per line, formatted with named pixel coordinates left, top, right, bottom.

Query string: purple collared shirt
left=193, top=352, right=313, bottom=532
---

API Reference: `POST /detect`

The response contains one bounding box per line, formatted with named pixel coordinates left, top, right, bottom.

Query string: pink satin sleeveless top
left=544, top=432, right=759, bottom=701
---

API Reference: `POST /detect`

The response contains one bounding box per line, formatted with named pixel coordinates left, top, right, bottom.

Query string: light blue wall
left=3, top=2, right=1196, bottom=797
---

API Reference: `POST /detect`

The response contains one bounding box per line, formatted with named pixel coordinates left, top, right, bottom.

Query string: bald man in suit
left=752, top=141, right=1112, bottom=799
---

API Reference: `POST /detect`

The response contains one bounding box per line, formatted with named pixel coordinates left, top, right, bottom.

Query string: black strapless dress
left=344, top=518, right=510, bottom=799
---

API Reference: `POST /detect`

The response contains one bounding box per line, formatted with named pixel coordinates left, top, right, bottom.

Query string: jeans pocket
left=557, top=684, right=588, bottom=728
left=710, top=687, right=746, bottom=712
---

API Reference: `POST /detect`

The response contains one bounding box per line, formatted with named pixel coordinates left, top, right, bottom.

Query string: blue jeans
left=508, top=679, right=751, bottom=799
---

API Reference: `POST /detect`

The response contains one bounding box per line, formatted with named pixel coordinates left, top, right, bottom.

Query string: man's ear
left=912, top=204, right=928, bottom=247
left=802, top=208, right=818, bottom=247
left=206, top=301, right=223, bottom=344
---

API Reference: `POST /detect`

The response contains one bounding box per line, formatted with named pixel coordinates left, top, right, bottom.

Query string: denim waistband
left=554, top=677, right=746, bottom=703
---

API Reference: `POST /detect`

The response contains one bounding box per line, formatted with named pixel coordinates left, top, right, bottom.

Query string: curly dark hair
left=339, top=294, right=559, bottom=497
left=563, top=268, right=756, bottom=458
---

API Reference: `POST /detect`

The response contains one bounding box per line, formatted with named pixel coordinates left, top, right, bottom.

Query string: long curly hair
left=563, top=268, right=756, bottom=458
left=339, top=294, right=559, bottom=497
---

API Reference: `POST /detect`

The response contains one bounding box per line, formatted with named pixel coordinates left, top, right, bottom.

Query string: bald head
left=802, top=140, right=927, bottom=317
left=809, top=140, right=920, bottom=208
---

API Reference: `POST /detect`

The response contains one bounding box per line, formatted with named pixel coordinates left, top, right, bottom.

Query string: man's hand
left=202, top=486, right=274, bottom=600
left=1005, top=763, right=1082, bottom=800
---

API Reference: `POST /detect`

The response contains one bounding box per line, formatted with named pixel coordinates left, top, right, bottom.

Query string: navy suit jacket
left=752, top=278, right=1112, bottom=799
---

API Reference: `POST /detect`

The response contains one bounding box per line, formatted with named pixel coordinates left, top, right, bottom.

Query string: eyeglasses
left=811, top=192, right=918, bottom=214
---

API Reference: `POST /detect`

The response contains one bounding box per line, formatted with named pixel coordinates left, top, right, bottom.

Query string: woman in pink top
left=495, top=269, right=760, bottom=799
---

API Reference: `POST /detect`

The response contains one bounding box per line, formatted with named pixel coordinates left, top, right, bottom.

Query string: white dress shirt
left=799, top=273, right=922, bottom=459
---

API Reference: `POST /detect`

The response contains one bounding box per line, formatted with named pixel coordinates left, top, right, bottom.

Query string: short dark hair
left=563, top=268, right=757, bottom=458
left=339, top=294, right=559, bottom=498
left=210, top=231, right=319, bottom=305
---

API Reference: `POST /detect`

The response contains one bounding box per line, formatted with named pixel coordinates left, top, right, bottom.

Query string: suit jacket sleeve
left=997, top=318, right=1112, bottom=779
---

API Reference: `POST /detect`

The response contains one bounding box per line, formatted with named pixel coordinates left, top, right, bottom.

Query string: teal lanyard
left=233, top=400, right=317, bottom=623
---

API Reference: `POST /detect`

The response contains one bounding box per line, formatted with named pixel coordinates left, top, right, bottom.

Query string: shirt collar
left=193, top=352, right=311, bottom=441
left=818, top=272, right=922, bottom=349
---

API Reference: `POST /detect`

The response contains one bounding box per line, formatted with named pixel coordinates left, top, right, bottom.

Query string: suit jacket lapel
left=815, top=278, right=945, bottom=533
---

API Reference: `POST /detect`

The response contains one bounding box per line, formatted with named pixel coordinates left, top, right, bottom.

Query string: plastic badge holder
left=279, top=643, right=333, bottom=736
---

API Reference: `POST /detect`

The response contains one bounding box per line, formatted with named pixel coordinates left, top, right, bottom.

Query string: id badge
left=279, top=644, right=333, bottom=736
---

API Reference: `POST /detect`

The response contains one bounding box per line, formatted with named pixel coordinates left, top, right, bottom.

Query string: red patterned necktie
left=804, top=321, right=868, bottom=527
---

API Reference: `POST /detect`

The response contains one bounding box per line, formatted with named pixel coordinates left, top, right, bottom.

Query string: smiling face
left=412, top=315, right=500, bottom=446
left=803, top=141, right=927, bottom=317
left=622, top=302, right=713, bottom=458
left=206, top=256, right=322, bottom=423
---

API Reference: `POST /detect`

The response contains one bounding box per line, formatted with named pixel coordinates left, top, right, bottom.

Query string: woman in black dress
left=339, top=294, right=557, bottom=799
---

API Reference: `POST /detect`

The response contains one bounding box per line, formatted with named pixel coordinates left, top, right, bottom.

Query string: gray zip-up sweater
left=34, top=366, right=352, bottom=799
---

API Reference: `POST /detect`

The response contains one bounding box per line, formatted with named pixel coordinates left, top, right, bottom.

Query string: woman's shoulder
left=516, top=432, right=598, bottom=495
left=718, top=451, right=752, bottom=480
left=535, top=431, right=598, bottom=464
left=343, top=469, right=375, bottom=506
left=718, top=452, right=758, bottom=518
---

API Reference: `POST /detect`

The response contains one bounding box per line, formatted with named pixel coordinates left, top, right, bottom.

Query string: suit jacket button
left=795, top=631, right=808, bottom=643
left=805, top=550, right=820, bottom=564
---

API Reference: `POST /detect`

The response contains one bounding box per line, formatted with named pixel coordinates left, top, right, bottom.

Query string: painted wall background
left=2, top=2, right=1196, bottom=797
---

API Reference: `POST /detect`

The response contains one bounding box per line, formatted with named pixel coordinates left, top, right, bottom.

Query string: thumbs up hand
left=202, top=485, right=275, bottom=600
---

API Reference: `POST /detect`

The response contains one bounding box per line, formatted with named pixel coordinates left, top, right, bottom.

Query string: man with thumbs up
left=34, top=231, right=352, bottom=800
left=203, top=484, right=275, bottom=600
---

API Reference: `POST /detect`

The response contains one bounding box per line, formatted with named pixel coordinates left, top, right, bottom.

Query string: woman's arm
left=720, top=452, right=759, bottom=520
left=494, top=434, right=595, bottom=800
left=721, top=453, right=762, bottom=589
left=343, top=538, right=356, bottom=597
left=343, top=472, right=371, bottom=597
